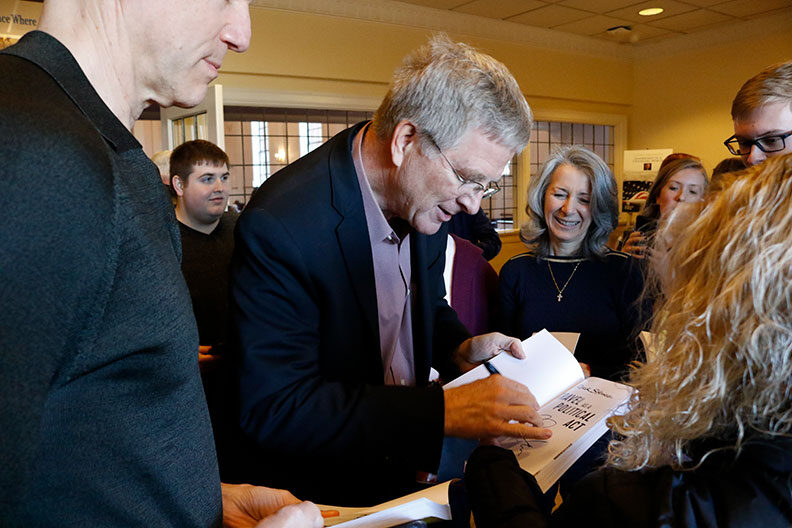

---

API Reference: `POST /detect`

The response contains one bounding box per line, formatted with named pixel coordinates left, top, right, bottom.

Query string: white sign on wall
left=623, top=149, right=674, bottom=175
left=621, top=148, right=673, bottom=213
left=1, top=0, right=42, bottom=48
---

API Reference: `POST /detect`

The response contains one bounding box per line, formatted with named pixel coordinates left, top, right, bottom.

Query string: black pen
left=484, top=361, right=500, bottom=375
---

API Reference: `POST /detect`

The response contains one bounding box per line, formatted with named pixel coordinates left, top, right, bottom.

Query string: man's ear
left=172, top=174, right=186, bottom=197
left=390, top=120, right=418, bottom=168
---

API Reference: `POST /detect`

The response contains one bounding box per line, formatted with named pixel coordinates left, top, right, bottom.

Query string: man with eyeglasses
left=725, top=61, right=792, bottom=166
left=230, top=35, right=547, bottom=506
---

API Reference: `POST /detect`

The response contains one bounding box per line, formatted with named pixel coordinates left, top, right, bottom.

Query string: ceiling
left=394, top=0, right=792, bottom=44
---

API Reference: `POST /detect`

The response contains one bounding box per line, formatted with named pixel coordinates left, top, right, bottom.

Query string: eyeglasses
left=723, top=130, right=792, bottom=156
left=425, top=134, right=501, bottom=199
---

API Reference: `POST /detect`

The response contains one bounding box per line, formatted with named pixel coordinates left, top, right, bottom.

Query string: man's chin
left=171, top=85, right=211, bottom=110
left=412, top=217, right=444, bottom=236
left=200, top=209, right=225, bottom=224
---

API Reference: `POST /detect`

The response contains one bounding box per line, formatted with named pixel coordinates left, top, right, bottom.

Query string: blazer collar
left=3, top=31, right=141, bottom=153
left=330, top=121, right=380, bottom=339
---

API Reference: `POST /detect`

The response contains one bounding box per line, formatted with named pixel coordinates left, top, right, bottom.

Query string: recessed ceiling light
left=639, top=7, right=664, bottom=16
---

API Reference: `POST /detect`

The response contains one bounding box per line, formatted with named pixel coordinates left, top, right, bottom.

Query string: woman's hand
left=622, top=230, right=647, bottom=259
left=579, top=362, right=591, bottom=377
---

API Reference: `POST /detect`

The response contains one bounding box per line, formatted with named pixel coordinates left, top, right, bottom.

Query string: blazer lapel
left=330, top=123, right=380, bottom=340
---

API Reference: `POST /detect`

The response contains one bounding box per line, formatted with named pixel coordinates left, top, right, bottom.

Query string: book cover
left=444, top=330, right=632, bottom=492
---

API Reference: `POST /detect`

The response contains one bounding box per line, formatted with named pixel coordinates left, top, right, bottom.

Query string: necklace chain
left=547, top=260, right=581, bottom=302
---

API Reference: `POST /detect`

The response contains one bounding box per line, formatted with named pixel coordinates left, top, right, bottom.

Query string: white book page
left=320, top=481, right=451, bottom=528
left=488, top=330, right=585, bottom=407
left=322, top=498, right=449, bottom=528
left=443, top=330, right=584, bottom=407
left=498, top=376, right=632, bottom=492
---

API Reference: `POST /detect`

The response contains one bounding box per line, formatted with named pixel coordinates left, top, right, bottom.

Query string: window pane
left=550, top=122, right=561, bottom=143
left=224, top=120, right=242, bottom=135
left=561, top=122, right=572, bottom=144
left=536, top=121, right=549, bottom=143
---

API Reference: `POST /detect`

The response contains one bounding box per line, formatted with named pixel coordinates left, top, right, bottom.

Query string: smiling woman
left=496, top=145, right=645, bottom=503
left=498, top=145, right=644, bottom=383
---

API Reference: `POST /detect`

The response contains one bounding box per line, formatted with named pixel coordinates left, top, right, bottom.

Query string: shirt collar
left=352, top=122, right=402, bottom=244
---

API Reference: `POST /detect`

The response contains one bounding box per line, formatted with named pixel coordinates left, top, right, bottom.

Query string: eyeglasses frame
left=723, top=130, right=792, bottom=156
left=424, top=134, right=501, bottom=199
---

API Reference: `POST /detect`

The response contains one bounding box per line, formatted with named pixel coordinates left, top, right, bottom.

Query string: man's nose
left=221, top=2, right=252, bottom=53
left=745, top=143, right=766, bottom=167
left=457, top=191, right=481, bottom=215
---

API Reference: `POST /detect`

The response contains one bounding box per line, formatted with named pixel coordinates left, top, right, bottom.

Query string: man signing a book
left=229, top=35, right=551, bottom=506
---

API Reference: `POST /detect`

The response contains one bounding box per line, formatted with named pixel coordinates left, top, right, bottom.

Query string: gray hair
left=372, top=34, right=533, bottom=154
left=151, top=150, right=172, bottom=175
left=521, top=145, right=618, bottom=259
left=731, top=61, right=792, bottom=121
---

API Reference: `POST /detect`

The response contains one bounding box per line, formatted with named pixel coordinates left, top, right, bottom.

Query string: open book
left=444, top=330, right=632, bottom=493
left=319, top=481, right=451, bottom=528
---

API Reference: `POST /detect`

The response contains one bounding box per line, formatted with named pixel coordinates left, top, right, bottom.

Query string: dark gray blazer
left=0, top=32, right=220, bottom=526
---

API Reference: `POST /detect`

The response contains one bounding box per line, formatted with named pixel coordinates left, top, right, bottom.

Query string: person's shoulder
left=555, top=466, right=668, bottom=525
left=1, top=54, right=86, bottom=128
left=499, top=251, right=537, bottom=275
left=602, top=247, right=632, bottom=260
left=215, top=211, right=239, bottom=238
left=597, top=248, right=639, bottom=270
left=248, top=126, right=360, bottom=212
left=1, top=58, right=111, bottom=181
left=245, top=159, right=333, bottom=221
left=505, top=251, right=538, bottom=265
left=220, top=210, right=239, bottom=227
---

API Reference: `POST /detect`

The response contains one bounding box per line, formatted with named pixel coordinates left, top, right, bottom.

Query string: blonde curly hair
left=607, top=153, right=792, bottom=470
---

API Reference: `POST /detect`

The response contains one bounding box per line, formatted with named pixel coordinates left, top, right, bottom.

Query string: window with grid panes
left=529, top=121, right=615, bottom=182
left=223, top=107, right=374, bottom=206
left=482, top=156, right=518, bottom=231
left=459, top=121, right=616, bottom=233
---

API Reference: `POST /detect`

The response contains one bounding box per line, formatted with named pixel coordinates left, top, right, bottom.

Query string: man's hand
left=221, top=483, right=323, bottom=528
left=444, top=375, right=551, bottom=441
left=454, top=333, right=524, bottom=373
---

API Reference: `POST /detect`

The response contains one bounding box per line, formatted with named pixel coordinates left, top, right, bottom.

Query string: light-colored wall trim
left=160, top=84, right=225, bottom=151
left=251, top=0, right=633, bottom=61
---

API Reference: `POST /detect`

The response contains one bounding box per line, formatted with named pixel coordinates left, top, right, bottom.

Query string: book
left=319, top=481, right=451, bottom=528
left=545, top=331, right=580, bottom=355
left=443, top=330, right=632, bottom=493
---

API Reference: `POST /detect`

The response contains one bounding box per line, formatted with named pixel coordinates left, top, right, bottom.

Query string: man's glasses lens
left=725, top=132, right=791, bottom=155
left=482, top=182, right=500, bottom=199
left=758, top=136, right=786, bottom=152
left=426, top=132, right=501, bottom=197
